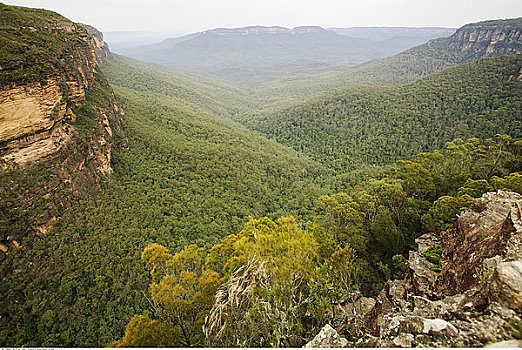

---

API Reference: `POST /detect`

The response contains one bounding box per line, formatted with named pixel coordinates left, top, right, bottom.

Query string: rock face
left=434, top=191, right=522, bottom=296
left=0, top=11, right=123, bottom=257
left=0, top=22, right=108, bottom=167
left=313, top=191, right=522, bottom=347
left=83, top=24, right=111, bottom=62
left=428, top=18, right=522, bottom=57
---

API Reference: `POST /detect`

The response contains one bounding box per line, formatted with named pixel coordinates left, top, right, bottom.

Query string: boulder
left=304, top=324, right=348, bottom=348
left=392, top=333, right=414, bottom=347
left=421, top=318, right=458, bottom=337
left=488, top=260, right=522, bottom=313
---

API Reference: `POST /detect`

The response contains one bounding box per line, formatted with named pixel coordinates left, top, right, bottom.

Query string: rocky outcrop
left=428, top=18, right=522, bottom=57
left=0, top=78, right=78, bottom=165
left=83, top=24, right=111, bottom=63
left=0, top=20, right=109, bottom=167
left=434, top=191, right=522, bottom=296
left=310, top=191, right=522, bottom=347
left=0, top=11, right=123, bottom=258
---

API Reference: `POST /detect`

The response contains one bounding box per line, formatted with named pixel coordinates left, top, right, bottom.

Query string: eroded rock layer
left=0, top=14, right=122, bottom=257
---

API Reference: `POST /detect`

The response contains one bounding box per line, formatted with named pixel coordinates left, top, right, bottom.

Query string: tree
left=422, top=194, right=473, bottom=233
left=111, top=315, right=180, bottom=347
left=205, top=216, right=321, bottom=347
left=327, top=244, right=357, bottom=291
left=115, top=244, right=220, bottom=347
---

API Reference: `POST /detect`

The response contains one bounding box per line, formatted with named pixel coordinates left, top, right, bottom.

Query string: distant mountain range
left=115, top=25, right=456, bottom=81
left=329, top=26, right=456, bottom=41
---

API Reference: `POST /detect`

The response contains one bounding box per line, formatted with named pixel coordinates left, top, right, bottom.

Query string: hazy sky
left=4, top=0, right=522, bottom=34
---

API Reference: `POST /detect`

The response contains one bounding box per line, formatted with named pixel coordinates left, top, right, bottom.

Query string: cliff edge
left=0, top=4, right=123, bottom=259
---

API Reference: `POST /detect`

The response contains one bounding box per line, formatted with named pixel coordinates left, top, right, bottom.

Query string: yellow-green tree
left=110, top=315, right=180, bottom=347
left=115, top=244, right=220, bottom=347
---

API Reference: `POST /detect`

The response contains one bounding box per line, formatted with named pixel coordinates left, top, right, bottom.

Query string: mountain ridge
left=116, top=24, right=458, bottom=83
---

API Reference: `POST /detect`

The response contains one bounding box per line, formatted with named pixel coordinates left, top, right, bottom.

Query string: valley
left=0, top=2, right=521, bottom=347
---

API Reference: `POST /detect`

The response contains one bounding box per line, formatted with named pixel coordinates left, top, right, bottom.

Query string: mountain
left=330, top=26, right=456, bottom=54
left=1, top=2, right=521, bottom=348
left=329, top=26, right=456, bottom=42
left=245, top=18, right=522, bottom=106
left=103, top=31, right=190, bottom=51
left=246, top=54, right=522, bottom=171
left=117, top=25, right=453, bottom=85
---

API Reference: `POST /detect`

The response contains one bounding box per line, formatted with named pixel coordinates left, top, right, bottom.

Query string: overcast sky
left=4, top=0, right=522, bottom=34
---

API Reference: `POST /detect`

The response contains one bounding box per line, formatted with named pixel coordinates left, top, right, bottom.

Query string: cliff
left=308, top=191, right=522, bottom=347
left=427, top=17, right=522, bottom=58
left=0, top=4, right=122, bottom=259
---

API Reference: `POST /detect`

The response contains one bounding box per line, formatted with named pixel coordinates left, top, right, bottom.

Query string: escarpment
left=425, top=18, right=522, bottom=59
left=0, top=4, right=123, bottom=258
left=447, top=19, right=522, bottom=56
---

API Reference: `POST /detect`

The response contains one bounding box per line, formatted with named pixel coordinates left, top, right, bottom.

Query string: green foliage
left=0, top=3, right=89, bottom=87
left=141, top=244, right=220, bottom=347
left=491, top=172, right=522, bottom=194
left=422, top=195, right=473, bottom=232
left=111, top=315, right=180, bottom=347
left=457, top=178, right=493, bottom=197
left=0, top=52, right=329, bottom=346
left=204, top=216, right=359, bottom=347
left=239, top=19, right=522, bottom=108
left=327, top=244, right=357, bottom=290
left=247, top=55, right=522, bottom=172
left=305, top=136, right=521, bottom=295
left=422, top=244, right=443, bottom=265
left=101, top=54, right=255, bottom=118
left=2, top=4, right=522, bottom=347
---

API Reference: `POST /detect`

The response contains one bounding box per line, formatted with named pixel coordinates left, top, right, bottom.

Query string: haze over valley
left=1, top=1, right=522, bottom=347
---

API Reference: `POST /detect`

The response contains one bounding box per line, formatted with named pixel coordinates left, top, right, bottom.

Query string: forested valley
left=0, top=3, right=521, bottom=347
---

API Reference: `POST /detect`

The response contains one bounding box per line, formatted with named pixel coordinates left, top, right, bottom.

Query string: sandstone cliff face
left=0, top=21, right=110, bottom=167
left=428, top=19, right=522, bottom=57
left=449, top=27, right=522, bottom=56
left=0, top=20, right=122, bottom=257
left=313, top=191, right=522, bottom=347
left=83, top=24, right=111, bottom=63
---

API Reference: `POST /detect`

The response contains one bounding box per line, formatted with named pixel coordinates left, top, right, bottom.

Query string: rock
left=0, top=21, right=124, bottom=250
left=421, top=318, right=458, bottom=337
left=393, top=333, right=414, bottom=347
left=484, top=339, right=522, bottom=348
left=488, top=260, right=522, bottom=313
left=354, top=334, right=378, bottom=348
left=337, top=291, right=375, bottom=319
left=304, top=324, right=348, bottom=348
left=435, top=191, right=522, bottom=297
left=407, top=249, right=438, bottom=298
left=448, top=25, right=522, bottom=57
left=407, top=232, right=440, bottom=297
left=341, top=192, right=522, bottom=347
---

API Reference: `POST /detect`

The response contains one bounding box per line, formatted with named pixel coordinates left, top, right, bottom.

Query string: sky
left=3, top=0, right=522, bottom=35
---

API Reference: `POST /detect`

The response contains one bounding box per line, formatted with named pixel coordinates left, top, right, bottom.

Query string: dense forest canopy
left=0, top=3, right=521, bottom=347
left=245, top=54, right=522, bottom=171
